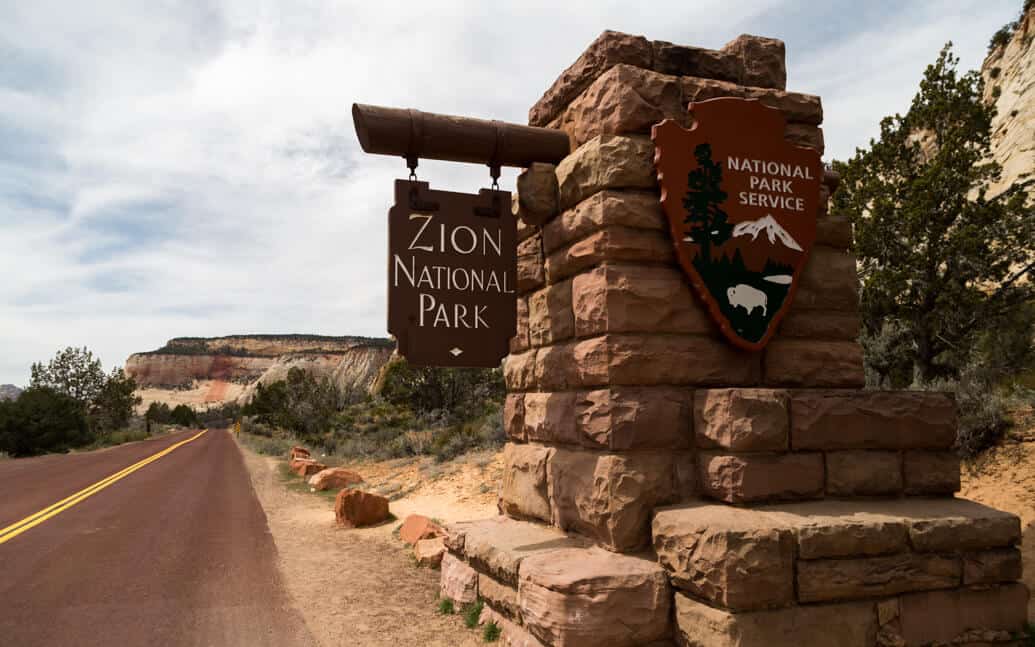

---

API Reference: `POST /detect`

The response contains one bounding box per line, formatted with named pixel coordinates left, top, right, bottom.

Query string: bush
left=438, top=598, right=455, bottom=615
left=463, top=600, right=484, bottom=629
left=0, top=387, right=91, bottom=456
left=482, top=621, right=500, bottom=642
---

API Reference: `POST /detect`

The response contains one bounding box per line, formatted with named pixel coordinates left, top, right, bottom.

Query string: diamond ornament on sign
left=652, top=97, right=823, bottom=351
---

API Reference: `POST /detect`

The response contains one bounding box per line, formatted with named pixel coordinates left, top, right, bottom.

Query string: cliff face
left=126, top=335, right=394, bottom=410
left=982, top=4, right=1034, bottom=200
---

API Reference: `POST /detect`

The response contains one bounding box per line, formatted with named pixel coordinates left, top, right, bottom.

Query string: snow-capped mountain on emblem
left=732, top=214, right=803, bottom=251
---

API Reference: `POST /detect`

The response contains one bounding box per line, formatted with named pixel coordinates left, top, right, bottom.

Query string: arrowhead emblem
left=652, top=98, right=822, bottom=351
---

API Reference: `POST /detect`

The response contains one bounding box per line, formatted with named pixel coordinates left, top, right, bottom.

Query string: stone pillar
left=501, top=30, right=860, bottom=553
left=440, top=30, right=1029, bottom=647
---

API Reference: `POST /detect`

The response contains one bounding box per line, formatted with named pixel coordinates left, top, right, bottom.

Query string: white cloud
left=0, top=0, right=1022, bottom=384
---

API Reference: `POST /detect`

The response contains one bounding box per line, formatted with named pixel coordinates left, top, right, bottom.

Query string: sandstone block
left=529, top=30, right=653, bottom=127
left=518, top=547, right=672, bottom=647
left=549, top=448, right=681, bottom=552
left=694, top=389, right=789, bottom=452
left=533, top=339, right=607, bottom=391
left=778, top=310, right=861, bottom=341
left=517, top=234, right=545, bottom=294
left=510, top=297, right=530, bottom=354
left=479, top=573, right=520, bottom=620
left=479, top=606, right=548, bottom=647
left=446, top=516, right=588, bottom=586
left=903, top=451, right=960, bottom=495
left=516, top=163, right=559, bottom=225
left=545, top=226, right=673, bottom=282
left=399, top=514, right=445, bottom=546
left=541, top=190, right=665, bottom=255
left=795, top=246, right=859, bottom=311
left=528, top=280, right=574, bottom=347
left=499, top=443, right=554, bottom=523
left=681, top=75, right=822, bottom=125
left=764, top=339, right=865, bottom=387
left=674, top=593, right=878, bottom=647
left=698, top=452, right=824, bottom=503
left=504, top=394, right=525, bottom=442
left=898, top=584, right=1029, bottom=646
left=414, top=536, right=446, bottom=567
left=556, top=64, right=683, bottom=148
left=289, top=446, right=310, bottom=460
left=334, top=489, right=390, bottom=528
left=522, top=392, right=578, bottom=446
left=440, top=552, right=478, bottom=604
left=905, top=499, right=1021, bottom=552
left=784, top=123, right=824, bottom=154
left=721, top=34, right=787, bottom=89
left=555, top=135, right=656, bottom=211
left=503, top=349, right=537, bottom=392
left=572, top=264, right=712, bottom=336
left=290, top=457, right=327, bottom=477
left=575, top=386, right=692, bottom=450
left=308, top=466, right=364, bottom=491
left=797, top=553, right=961, bottom=603
left=604, top=334, right=761, bottom=387
left=515, top=211, right=537, bottom=242
left=653, top=40, right=739, bottom=83
left=786, top=511, right=908, bottom=560
left=653, top=503, right=795, bottom=610
left=816, top=216, right=853, bottom=248
left=790, top=390, right=957, bottom=450
left=825, top=451, right=903, bottom=497
left=963, top=548, right=1023, bottom=585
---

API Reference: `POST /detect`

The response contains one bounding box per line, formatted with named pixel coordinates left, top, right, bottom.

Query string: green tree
left=379, top=360, right=504, bottom=417
left=683, top=143, right=733, bottom=263
left=832, top=43, right=1034, bottom=386
left=30, top=347, right=106, bottom=407
left=242, top=368, right=340, bottom=441
left=89, top=368, right=141, bottom=435
left=0, top=387, right=91, bottom=456
left=169, top=404, right=198, bottom=427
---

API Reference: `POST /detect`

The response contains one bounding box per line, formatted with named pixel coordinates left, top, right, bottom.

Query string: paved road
left=0, top=429, right=315, bottom=646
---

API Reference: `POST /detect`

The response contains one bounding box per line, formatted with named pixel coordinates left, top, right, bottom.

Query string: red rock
left=694, top=389, right=789, bottom=452
left=541, top=191, right=666, bottom=256
left=510, top=297, right=530, bottom=354
left=784, top=123, right=824, bottom=154
left=816, top=216, right=853, bottom=249
left=334, top=488, right=389, bottom=528
left=398, top=514, right=445, bottom=546
left=575, top=386, right=692, bottom=451
left=503, top=348, right=537, bottom=392
left=504, top=393, right=525, bottom=442
left=653, top=40, right=739, bottom=82
left=527, top=280, right=574, bottom=347
left=763, top=340, right=865, bottom=388
left=797, top=553, right=961, bottom=603
left=516, top=163, right=559, bottom=225
left=699, top=452, right=824, bottom=503
left=898, top=583, right=1029, bottom=645
left=555, top=134, right=657, bottom=211
left=903, top=451, right=960, bottom=495
left=963, top=548, right=1023, bottom=585
left=529, top=30, right=653, bottom=127
left=522, top=392, right=579, bottom=446
left=499, top=443, right=554, bottom=523
left=308, top=466, right=364, bottom=491
left=517, top=234, right=545, bottom=295
left=290, top=446, right=311, bottom=460
left=545, top=226, right=674, bottom=283
left=778, top=310, right=861, bottom=341
left=825, top=451, right=903, bottom=496
left=289, top=458, right=326, bottom=477
left=721, top=34, right=786, bottom=89
left=440, top=552, right=479, bottom=604
left=414, top=536, right=446, bottom=567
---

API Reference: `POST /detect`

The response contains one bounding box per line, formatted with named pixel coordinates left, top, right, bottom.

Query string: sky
left=0, top=0, right=1023, bottom=385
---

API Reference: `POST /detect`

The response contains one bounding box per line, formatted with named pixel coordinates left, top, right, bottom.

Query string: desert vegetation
left=833, top=44, right=1035, bottom=455
left=240, top=359, right=505, bottom=463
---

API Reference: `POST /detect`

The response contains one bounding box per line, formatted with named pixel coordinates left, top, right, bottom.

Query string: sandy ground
left=960, top=436, right=1035, bottom=621
left=238, top=443, right=499, bottom=647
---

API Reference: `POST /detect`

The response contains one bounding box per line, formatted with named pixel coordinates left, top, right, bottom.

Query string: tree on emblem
left=683, top=143, right=733, bottom=262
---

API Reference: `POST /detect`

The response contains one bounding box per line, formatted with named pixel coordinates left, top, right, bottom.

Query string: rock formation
left=982, top=3, right=1034, bottom=200
left=0, top=385, right=22, bottom=401
left=125, top=334, right=393, bottom=410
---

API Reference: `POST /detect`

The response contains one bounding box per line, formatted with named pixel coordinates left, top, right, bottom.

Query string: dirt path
left=961, top=439, right=1035, bottom=621
left=238, top=444, right=496, bottom=647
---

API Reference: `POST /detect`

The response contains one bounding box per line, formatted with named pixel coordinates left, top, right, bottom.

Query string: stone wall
left=501, top=30, right=863, bottom=553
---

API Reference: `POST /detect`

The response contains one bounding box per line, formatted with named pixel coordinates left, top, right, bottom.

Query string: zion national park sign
left=653, top=97, right=823, bottom=351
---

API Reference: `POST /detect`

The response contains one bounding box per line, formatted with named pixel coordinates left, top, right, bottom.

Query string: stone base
left=653, top=498, right=1028, bottom=646
left=441, top=516, right=673, bottom=647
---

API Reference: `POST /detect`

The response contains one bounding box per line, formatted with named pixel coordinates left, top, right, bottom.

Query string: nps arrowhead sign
left=652, top=97, right=823, bottom=351
left=387, top=180, right=517, bottom=368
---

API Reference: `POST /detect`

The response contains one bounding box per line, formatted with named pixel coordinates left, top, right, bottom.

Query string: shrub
left=0, top=387, right=91, bottom=456
left=482, top=621, right=501, bottom=642
left=438, top=598, right=455, bottom=615
left=463, top=600, right=484, bottom=629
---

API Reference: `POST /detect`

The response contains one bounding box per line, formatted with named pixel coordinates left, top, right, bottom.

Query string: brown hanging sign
left=387, top=180, right=517, bottom=367
left=652, top=97, right=822, bottom=351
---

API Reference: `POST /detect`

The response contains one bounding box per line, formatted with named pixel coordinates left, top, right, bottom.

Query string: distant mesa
left=125, top=334, right=394, bottom=412
left=0, top=384, right=23, bottom=401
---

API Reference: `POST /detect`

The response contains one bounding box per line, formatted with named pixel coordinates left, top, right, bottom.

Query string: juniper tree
left=684, top=143, right=733, bottom=263
left=832, top=44, right=1034, bottom=386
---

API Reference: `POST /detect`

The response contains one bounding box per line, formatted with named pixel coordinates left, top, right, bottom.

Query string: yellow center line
left=0, top=429, right=209, bottom=545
